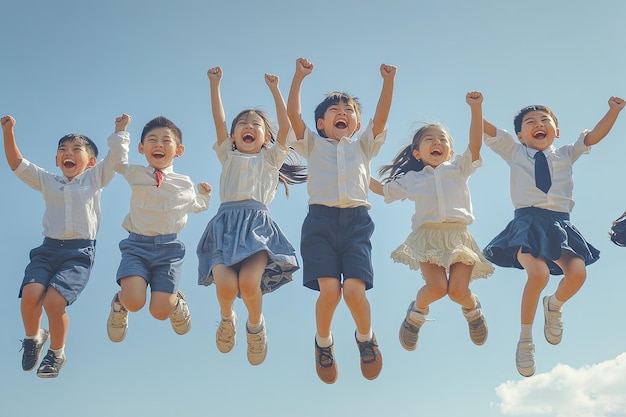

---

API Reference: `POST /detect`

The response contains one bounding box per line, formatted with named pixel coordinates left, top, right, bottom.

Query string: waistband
left=218, top=200, right=269, bottom=212
left=128, top=232, right=178, bottom=243
left=43, top=237, right=96, bottom=249
left=514, top=206, right=570, bottom=221
left=308, top=204, right=369, bottom=217
left=421, top=222, right=468, bottom=230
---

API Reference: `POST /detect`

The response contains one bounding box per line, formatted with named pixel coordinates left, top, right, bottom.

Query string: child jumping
left=197, top=67, right=305, bottom=366
left=3, top=114, right=125, bottom=377
left=106, top=115, right=211, bottom=343
left=370, top=91, right=494, bottom=352
left=482, top=96, right=625, bottom=377
left=287, top=57, right=396, bottom=383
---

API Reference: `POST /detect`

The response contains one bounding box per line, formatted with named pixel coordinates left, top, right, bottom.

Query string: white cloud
left=493, top=352, right=626, bottom=417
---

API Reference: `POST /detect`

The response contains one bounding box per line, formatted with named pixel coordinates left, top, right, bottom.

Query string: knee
left=428, top=281, right=449, bottom=300
left=319, top=286, right=342, bottom=306
left=342, top=280, right=366, bottom=307
left=121, top=295, right=145, bottom=312
left=149, top=304, right=171, bottom=321
left=447, top=285, right=468, bottom=303
left=42, top=295, right=67, bottom=317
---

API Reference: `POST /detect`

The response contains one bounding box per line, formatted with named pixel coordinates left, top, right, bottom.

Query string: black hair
left=513, top=105, right=558, bottom=134
left=141, top=116, right=182, bottom=144
left=313, top=91, right=361, bottom=137
left=58, top=134, right=98, bottom=158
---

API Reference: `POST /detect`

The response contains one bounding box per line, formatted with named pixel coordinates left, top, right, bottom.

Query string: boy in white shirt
left=106, top=116, right=211, bottom=342
left=2, top=113, right=125, bottom=378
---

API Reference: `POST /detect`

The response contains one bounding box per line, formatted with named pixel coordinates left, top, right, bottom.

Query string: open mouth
left=431, top=149, right=442, bottom=156
left=152, top=152, right=165, bottom=160
left=242, top=133, right=255, bottom=143
left=533, top=130, right=547, bottom=140
left=334, top=118, right=348, bottom=129
left=63, top=159, right=76, bottom=168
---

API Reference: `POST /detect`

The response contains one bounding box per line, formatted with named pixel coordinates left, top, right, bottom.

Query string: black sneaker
left=37, top=350, right=66, bottom=378
left=21, top=329, right=49, bottom=371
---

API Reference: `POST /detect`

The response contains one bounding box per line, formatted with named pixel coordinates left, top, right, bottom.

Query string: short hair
left=140, top=116, right=182, bottom=144
left=58, top=134, right=98, bottom=158
left=513, top=105, right=558, bottom=134
left=314, top=91, right=361, bottom=136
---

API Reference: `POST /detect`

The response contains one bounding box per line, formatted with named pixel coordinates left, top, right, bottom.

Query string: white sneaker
left=399, top=301, right=426, bottom=351
left=543, top=296, right=563, bottom=345
left=107, top=292, right=128, bottom=342
left=216, top=312, right=237, bottom=353
left=463, top=295, right=488, bottom=346
left=246, top=317, right=267, bottom=366
left=516, top=341, right=535, bottom=377
left=170, top=291, right=191, bottom=335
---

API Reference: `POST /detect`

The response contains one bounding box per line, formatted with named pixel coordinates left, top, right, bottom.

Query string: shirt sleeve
left=382, top=177, right=409, bottom=203
left=484, top=128, right=518, bottom=163
left=213, top=138, right=233, bottom=164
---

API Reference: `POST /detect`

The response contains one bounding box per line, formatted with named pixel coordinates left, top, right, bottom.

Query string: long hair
left=378, top=124, right=449, bottom=183
left=230, top=109, right=307, bottom=197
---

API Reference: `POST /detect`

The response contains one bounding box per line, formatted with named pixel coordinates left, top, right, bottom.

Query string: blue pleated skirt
left=483, top=206, right=599, bottom=275
left=197, top=200, right=299, bottom=294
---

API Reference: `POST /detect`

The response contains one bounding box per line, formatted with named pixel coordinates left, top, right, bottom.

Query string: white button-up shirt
left=289, top=120, right=385, bottom=209
left=383, top=148, right=480, bottom=230
left=484, top=128, right=590, bottom=213
left=110, top=132, right=210, bottom=236
left=14, top=133, right=123, bottom=240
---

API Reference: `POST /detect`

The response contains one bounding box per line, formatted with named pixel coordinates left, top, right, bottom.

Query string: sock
left=520, top=324, right=533, bottom=342
left=51, top=346, right=65, bottom=359
left=221, top=310, right=235, bottom=322
left=26, top=328, right=43, bottom=341
left=356, top=328, right=373, bottom=343
left=462, top=293, right=479, bottom=313
left=316, top=332, right=333, bottom=348
left=548, top=294, right=564, bottom=311
left=246, top=315, right=264, bottom=334
left=414, top=304, right=429, bottom=316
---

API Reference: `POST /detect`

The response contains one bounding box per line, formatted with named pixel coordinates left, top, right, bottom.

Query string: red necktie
left=155, top=169, right=163, bottom=187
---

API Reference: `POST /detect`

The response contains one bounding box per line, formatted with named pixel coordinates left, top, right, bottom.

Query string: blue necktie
left=534, top=151, right=551, bottom=193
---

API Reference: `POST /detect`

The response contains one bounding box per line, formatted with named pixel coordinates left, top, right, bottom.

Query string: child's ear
left=175, top=144, right=185, bottom=157
left=412, top=148, right=420, bottom=160
left=264, top=131, right=271, bottom=145
left=355, top=121, right=361, bottom=132
left=316, top=118, right=325, bottom=131
left=138, top=142, right=145, bottom=154
left=87, top=156, right=97, bottom=168
left=555, top=127, right=560, bottom=138
left=516, top=132, right=525, bottom=145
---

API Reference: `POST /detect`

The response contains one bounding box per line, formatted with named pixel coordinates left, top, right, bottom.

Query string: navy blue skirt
left=483, top=207, right=599, bottom=275
left=196, top=200, right=299, bottom=294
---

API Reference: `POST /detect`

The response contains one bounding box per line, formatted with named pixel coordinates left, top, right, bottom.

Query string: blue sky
left=2, top=1, right=626, bottom=416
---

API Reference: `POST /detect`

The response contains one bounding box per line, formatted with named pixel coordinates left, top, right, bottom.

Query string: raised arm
left=583, top=96, right=625, bottom=146
left=371, top=64, right=397, bottom=137
left=483, top=117, right=498, bottom=137
left=287, top=58, right=314, bottom=139
left=207, top=66, right=229, bottom=145
left=2, top=115, right=23, bottom=170
left=265, top=73, right=289, bottom=149
left=466, top=91, right=484, bottom=161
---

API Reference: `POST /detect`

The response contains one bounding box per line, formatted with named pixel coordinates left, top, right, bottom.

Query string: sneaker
left=356, top=332, right=383, bottom=381
left=463, top=296, right=488, bottom=346
left=246, top=318, right=267, bottom=366
left=543, top=296, right=563, bottom=345
left=170, top=291, right=191, bottom=335
left=516, top=341, right=535, bottom=377
left=36, top=350, right=66, bottom=378
left=216, top=312, right=237, bottom=353
left=107, top=292, right=128, bottom=342
left=315, top=339, right=338, bottom=384
left=21, top=329, right=49, bottom=371
left=399, top=301, right=425, bottom=351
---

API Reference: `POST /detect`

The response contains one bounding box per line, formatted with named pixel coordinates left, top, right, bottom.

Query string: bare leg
left=448, top=262, right=475, bottom=309
left=118, top=275, right=148, bottom=312
left=41, top=287, right=68, bottom=350
left=343, top=278, right=370, bottom=335
left=238, top=251, right=267, bottom=326
left=316, top=278, right=342, bottom=339
left=20, top=283, right=46, bottom=336
left=212, top=264, right=239, bottom=318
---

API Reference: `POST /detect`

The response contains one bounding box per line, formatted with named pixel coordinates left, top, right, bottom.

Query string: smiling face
left=315, top=95, right=361, bottom=140
left=412, top=125, right=453, bottom=168
left=138, top=126, right=184, bottom=169
left=516, top=110, right=559, bottom=151
left=55, top=137, right=97, bottom=180
left=231, top=111, right=271, bottom=154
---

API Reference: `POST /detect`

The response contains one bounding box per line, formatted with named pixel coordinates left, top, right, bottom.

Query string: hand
left=609, top=96, right=625, bottom=111
left=380, top=64, right=397, bottom=80
left=197, top=182, right=212, bottom=195
left=295, top=58, right=313, bottom=77
left=207, top=66, right=223, bottom=82
left=115, top=113, right=132, bottom=132
left=265, top=73, right=279, bottom=88
left=466, top=91, right=483, bottom=106
left=1, top=115, right=16, bottom=132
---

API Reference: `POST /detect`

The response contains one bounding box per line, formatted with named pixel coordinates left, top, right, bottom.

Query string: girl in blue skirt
left=482, top=96, right=624, bottom=377
left=197, top=67, right=306, bottom=365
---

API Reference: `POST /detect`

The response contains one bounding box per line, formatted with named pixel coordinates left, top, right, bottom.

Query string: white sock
left=221, top=311, right=235, bottom=322
left=548, top=294, right=564, bottom=311
left=356, top=328, right=373, bottom=343
left=520, top=324, right=533, bottom=342
left=51, top=346, right=65, bottom=358
left=26, top=328, right=43, bottom=341
left=316, top=332, right=333, bottom=348
left=247, top=315, right=264, bottom=334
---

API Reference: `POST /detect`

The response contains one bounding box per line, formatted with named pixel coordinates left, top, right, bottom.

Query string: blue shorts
left=21, top=238, right=96, bottom=305
left=301, top=205, right=374, bottom=291
left=116, top=233, right=184, bottom=294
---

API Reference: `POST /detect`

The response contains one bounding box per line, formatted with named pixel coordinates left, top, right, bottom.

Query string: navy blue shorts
left=21, top=238, right=96, bottom=305
left=116, top=233, right=184, bottom=294
left=301, top=205, right=374, bottom=291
